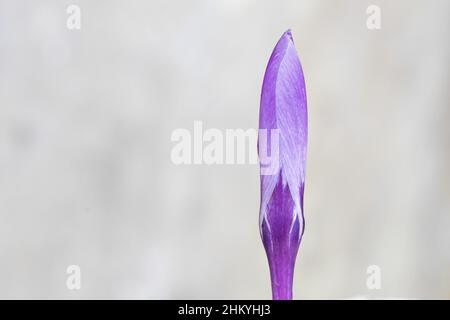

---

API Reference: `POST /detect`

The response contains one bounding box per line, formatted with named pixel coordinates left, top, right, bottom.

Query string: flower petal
left=258, top=30, right=308, bottom=300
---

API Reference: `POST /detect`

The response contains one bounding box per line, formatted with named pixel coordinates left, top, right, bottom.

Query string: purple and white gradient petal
left=258, top=30, right=308, bottom=300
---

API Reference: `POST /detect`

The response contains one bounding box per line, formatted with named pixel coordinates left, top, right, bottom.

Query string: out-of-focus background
left=0, top=0, right=449, bottom=299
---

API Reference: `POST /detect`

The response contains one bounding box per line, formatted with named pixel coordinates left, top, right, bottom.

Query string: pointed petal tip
left=283, top=29, right=294, bottom=42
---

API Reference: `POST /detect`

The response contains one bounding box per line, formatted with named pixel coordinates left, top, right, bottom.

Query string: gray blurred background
left=0, top=0, right=449, bottom=299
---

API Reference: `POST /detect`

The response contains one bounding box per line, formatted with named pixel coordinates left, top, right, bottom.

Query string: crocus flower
left=258, top=30, right=308, bottom=300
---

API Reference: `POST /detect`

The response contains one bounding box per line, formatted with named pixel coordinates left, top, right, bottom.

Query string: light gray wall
left=0, top=0, right=448, bottom=299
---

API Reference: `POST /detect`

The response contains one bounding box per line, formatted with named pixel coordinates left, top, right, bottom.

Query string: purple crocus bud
left=258, top=30, right=307, bottom=300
